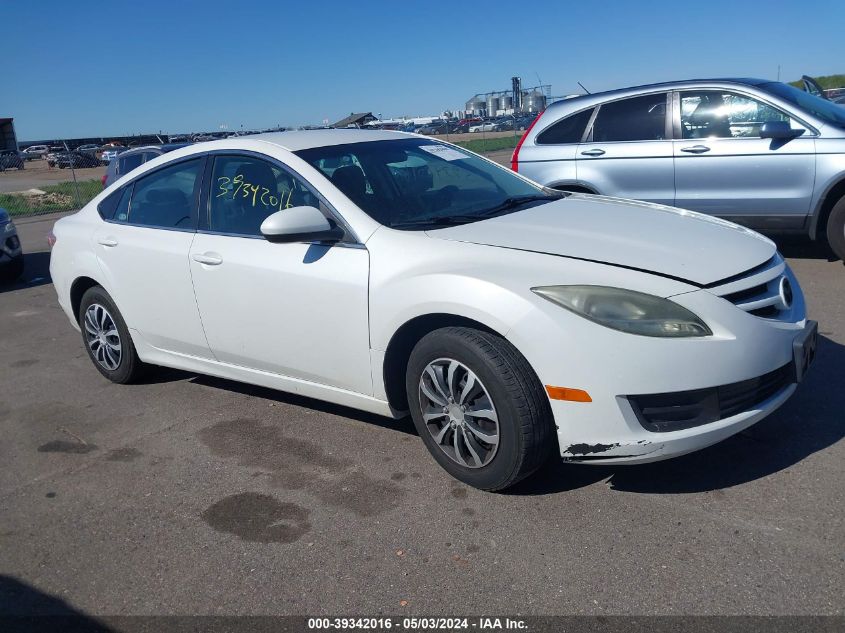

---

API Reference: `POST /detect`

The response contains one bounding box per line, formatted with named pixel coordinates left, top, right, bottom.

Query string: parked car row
left=367, top=115, right=537, bottom=136
left=0, top=150, right=26, bottom=171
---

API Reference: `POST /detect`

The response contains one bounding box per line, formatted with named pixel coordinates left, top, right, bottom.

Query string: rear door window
left=536, top=109, right=593, bottom=144
left=590, top=93, right=668, bottom=142
left=126, top=158, right=203, bottom=229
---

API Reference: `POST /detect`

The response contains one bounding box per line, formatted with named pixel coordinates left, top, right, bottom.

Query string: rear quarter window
left=97, top=186, right=132, bottom=220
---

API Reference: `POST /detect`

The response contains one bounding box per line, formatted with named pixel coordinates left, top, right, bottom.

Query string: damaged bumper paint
left=557, top=381, right=797, bottom=465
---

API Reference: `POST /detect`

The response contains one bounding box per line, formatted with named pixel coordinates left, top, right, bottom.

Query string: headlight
left=531, top=285, right=711, bottom=338
left=3, top=221, right=15, bottom=234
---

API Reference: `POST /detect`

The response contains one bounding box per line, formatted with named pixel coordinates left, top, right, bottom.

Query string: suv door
left=93, top=156, right=214, bottom=358
left=673, top=89, right=816, bottom=229
left=188, top=153, right=372, bottom=395
left=576, top=92, right=674, bottom=205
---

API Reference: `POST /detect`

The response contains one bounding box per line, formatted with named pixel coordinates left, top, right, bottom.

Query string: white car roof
left=247, top=129, right=415, bottom=151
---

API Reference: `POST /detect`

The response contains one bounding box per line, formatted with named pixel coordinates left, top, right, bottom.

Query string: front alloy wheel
left=418, top=358, right=500, bottom=468
left=406, top=326, right=554, bottom=491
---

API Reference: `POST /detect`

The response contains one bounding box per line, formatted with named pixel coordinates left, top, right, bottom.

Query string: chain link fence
left=0, top=140, right=108, bottom=218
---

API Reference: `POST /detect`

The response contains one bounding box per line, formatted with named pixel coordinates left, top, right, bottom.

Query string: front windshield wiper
left=475, top=193, right=566, bottom=218
left=390, top=193, right=567, bottom=230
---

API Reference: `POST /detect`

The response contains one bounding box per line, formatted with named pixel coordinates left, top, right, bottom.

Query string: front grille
left=708, top=255, right=792, bottom=321
left=628, top=363, right=794, bottom=433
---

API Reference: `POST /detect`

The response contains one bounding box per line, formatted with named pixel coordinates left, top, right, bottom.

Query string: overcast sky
left=6, top=0, right=845, bottom=139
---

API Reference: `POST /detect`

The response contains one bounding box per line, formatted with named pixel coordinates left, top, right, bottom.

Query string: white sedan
left=49, top=130, right=817, bottom=490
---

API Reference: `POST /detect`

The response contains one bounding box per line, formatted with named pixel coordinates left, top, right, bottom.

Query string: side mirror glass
left=760, top=121, right=803, bottom=140
left=260, top=206, right=344, bottom=243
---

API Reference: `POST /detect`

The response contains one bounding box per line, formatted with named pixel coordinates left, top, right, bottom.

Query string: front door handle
left=192, top=252, right=223, bottom=266
left=680, top=145, right=711, bottom=154
left=97, top=237, right=118, bottom=247
left=580, top=149, right=606, bottom=156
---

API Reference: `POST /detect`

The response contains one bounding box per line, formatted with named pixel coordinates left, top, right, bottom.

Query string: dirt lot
left=0, top=214, right=842, bottom=619
left=0, top=159, right=105, bottom=193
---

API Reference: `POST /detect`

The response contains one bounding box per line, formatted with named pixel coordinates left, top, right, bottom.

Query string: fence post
left=63, top=140, right=82, bottom=209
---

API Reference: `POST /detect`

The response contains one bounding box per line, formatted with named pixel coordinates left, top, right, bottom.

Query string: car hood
left=426, top=195, right=776, bottom=286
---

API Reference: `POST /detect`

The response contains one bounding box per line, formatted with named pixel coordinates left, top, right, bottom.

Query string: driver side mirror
left=760, top=121, right=804, bottom=140
left=260, top=206, right=344, bottom=243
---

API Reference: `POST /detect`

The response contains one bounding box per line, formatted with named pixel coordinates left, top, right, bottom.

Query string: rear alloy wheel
left=826, top=195, right=845, bottom=262
left=78, top=286, right=146, bottom=384
left=406, top=326, right=554, bottom=491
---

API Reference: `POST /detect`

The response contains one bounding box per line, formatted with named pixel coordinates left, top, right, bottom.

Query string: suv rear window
left=536, top=109, right=593, bottom=145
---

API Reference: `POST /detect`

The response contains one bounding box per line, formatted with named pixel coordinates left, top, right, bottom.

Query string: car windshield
left=295, top=138, right=562, bottom=229
left=760, top=82, right=845, bottom=129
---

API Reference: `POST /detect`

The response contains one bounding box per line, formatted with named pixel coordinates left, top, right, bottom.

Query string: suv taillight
left=47, top=228, right=56, bottom=249
left=510, top=111, right=543, bottom=172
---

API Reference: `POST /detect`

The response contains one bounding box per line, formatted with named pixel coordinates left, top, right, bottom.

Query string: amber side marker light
left=545, top=386, right=592, bottom=402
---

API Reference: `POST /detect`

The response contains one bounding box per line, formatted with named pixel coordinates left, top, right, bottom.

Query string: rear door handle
left=192, top=252, right=223, bottom=266
left=580, top=149, right=606, bottom=156
left=97, top=237, right=118, bottom=247
left=680, top=145, right=711, bottom=154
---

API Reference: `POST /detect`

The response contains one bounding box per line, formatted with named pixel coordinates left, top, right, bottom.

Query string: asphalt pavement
left=0, top=213, right=842, bottom=617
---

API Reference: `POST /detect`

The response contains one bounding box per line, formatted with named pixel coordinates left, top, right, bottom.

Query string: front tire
left=406, top=327, right=554, bottom=491
left=826, top=195, right=845, bottom=261
left=78, top=286, right=146, bottom=384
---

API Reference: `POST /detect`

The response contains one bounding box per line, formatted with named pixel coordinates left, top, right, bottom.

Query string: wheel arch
left=811, top=176, right=845, bottom=240
left=70, top=276, right=103, bottom=322
left=382, top=313, right=501, bottom=412
left=549, top=182, right=598, bottom=194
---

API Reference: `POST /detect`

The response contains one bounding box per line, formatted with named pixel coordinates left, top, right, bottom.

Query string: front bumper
left=507, top=280, right=814, bottom=465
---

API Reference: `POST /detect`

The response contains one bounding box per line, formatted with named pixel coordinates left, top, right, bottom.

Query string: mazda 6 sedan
left=50, top=130, right=817, bottom=490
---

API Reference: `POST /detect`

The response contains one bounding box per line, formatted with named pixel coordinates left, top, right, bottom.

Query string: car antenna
left=577, top=81, right=591, bottom=94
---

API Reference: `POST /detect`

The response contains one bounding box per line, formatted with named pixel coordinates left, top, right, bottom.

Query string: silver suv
left=512, top=78, right=845, bottom=260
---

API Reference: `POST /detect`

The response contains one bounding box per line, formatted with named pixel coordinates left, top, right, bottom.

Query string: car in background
left=102, top=143, right=191, bottom=187
left=0, top=150, right=25, bottom=171
left=469, top=120, right=497, bottom=133
left=49, top=130, right=816, bottom=490
left=512, top=77, right=845, bottom=260
left=493, top=117, right=516, bottom=132
left=99, top=146, right=127, bottom=163
left=45, top=146, right=67, bottom=163
left=49, top=151, right=102, bottom=169
left=21, top=145, right=48, bottom=160
left=76, top=144, right=100, bottom=155
left=417, top=121, right=453, bottom=135
left=0, top=207, right=23, bottom=282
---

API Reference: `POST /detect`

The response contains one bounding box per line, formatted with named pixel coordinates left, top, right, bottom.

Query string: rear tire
left=405, top=326, right=554, bottom=491
left=78, top=286, right=146, bottom=384
left=826, top=195, right=845, bottom=261
left=0, top=255, right=24, bottom=283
